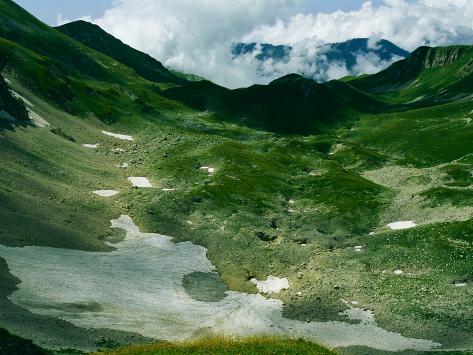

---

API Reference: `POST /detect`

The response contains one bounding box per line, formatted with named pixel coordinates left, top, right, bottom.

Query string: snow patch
left=0, top=216, right=441, bottom=352
left=250, top=276, right=289, bottom=294
left=354, top=246, right=363, bottom=252
left=27, top=109, right=49, bottom=127
left=340, top=299, right=375, bottom=325
left=82, top=144, right=99, bottom=149
left=102, top=130, right=133, bottom=141
left=200, top=166, right=215, bottom=174
left=407, top=95, right=425, bottom=104
left=12, top=91, right=34, bottom=107
left=128, top=177, right=153, bottom=188
left=93, top=190, right=119, bottom=197
left=394, top=270, right=404, bottom=275
left=454, top=282, right=467, bottom=287
left=117, top=163, right=129, bottom=168
left=4, top=77, right=11, bottom=84
left=388, top=221, right=417, bottom=230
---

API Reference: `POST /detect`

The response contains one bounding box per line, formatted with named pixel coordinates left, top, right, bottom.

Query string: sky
left=15, top=0, right=382, bottom=26
left=13, top=0, right=473, bottom=88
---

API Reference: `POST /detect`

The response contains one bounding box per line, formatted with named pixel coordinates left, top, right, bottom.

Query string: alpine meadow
left=1, top=0, right=473, bottom=354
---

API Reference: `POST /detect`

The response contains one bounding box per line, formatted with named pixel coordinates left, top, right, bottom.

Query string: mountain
left=232, top=38, right=410, bottom=81
left=1, top=0, right=473, bottom=353
left=0, top=0, right=180, bottom=122
left=163, top=73, right=385, bottom=134
left=232, top=42, right=292, bottom=61
left=351, top=45, right=473, bottom=105
left=56, top=20, right=186, bottom=85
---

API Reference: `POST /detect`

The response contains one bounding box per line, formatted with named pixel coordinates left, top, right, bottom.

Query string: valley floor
left=1, top=75, right=473, bottom=353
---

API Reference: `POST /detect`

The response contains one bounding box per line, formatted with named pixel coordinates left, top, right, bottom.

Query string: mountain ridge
left=232, top=38, right=410, bottom=81
left=56, top=20, right=186, bottom=85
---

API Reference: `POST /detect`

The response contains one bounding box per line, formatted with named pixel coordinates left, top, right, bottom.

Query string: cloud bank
left=64, top=0, right=473, bottom=88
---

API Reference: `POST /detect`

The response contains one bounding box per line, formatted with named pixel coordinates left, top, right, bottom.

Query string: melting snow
left=340, top=299, right=374, bottom=325
left=128, top=177, right=153, bottom=188
left=200, top=166, right=215, bottom=174
left=12, top=90, right=34, bottom=107
left=102, top=130, right=133, bottom=141
left=388, top=221, right=417, bottom=230
left=0, top=216, right=441, bottom=352
left=82, top=144, right=99, bottom=149
left=27, top=109, right=49, bottom=127
left=394, top=270, right=404, bottom=275
left=93, top=190, right=119, bottom=197
left=250, top=276, right=289, bottom=294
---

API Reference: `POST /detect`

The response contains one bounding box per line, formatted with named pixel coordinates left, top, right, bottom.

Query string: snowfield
left=0, top=216, right=441, bottom=352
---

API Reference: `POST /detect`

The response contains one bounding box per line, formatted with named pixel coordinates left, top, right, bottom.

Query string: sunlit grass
left=94, top=336, right=335, bottom=355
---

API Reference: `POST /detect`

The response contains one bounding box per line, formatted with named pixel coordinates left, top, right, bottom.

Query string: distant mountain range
left=232, top=38, right=411, bottom=81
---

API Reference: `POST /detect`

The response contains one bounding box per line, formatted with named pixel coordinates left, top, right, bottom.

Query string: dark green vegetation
left=0, top=327, right=50, bottom=355
left=56, top=21, right=186, bottom=85
left=163, top=74, right=386, bottom=134
left=182, top=272, right=229, bottom=302
left=0, top=73, right=28, bottom=120
left=0, top=0, right=473, bottom=353
left=95, top=337, right=335, bottom=355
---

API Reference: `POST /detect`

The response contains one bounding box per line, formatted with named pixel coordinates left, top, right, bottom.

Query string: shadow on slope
left=163, top=74, right=386, bottom=135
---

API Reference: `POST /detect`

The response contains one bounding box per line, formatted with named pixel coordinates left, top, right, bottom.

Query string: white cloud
left=84, top=0, right=304, bottom=88
left=57, top=14, right=93, bottom=26
left=62, top=0, right=473, bottom=88
left=244, top=0, right=473, bottom=51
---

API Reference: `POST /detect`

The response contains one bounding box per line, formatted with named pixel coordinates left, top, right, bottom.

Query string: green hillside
left=96, top=337, right=335, bottom=355
left=164, top=73, right=386, bottom=134
left=56, top=20, right=186, bottom=85
left=0, top=0, right=473, bottom=353
left=351, top=45, right=473, bottom=105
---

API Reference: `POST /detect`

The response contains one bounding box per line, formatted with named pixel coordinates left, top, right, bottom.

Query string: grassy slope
left=95, top=337, right=334, bottom=355
left=56, top=20, right=186, bottom=85
left=0, top=0, right=473, bottom=351
left=351, top=45, right=473, bottom=106
left=0, top=327, right=50, bottom=355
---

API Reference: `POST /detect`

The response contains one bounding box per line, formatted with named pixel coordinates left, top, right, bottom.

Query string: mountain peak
left=231, top=38, right=410, bottom=82
left=56, top=20, right=186, bottom=85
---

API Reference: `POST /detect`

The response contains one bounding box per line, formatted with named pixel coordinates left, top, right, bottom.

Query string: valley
left=1, top=0, right=473, bottom=353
